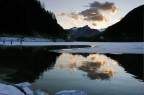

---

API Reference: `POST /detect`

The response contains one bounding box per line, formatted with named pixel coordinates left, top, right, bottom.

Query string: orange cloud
left=58, top=10, right=81, bottom=20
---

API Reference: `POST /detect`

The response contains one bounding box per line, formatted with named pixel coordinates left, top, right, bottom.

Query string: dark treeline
left=102, top=5, right=144, bottom=42
left=0, top=0, right=67, bottom=39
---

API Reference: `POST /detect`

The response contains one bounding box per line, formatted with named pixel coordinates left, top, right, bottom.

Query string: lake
left=0, top=42, right=143, bottom=95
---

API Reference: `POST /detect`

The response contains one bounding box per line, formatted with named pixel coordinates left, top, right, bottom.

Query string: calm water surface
left=0, top=43, right=143, bottom=95
left=31, top=53, right=144, bottom=95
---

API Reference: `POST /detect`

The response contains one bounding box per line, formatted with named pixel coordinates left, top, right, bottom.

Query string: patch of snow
left=16, top=82, right=33, bottom=95
left=99, top=28, right=106, bottom=32
left=0, top=82, right=88, bottom=95
left=55, top=90, right=87, bottom=95
left=1, top=82, right=87, bottom=95
left=0, top=83, right=24, bottom=95
left=0, top=37, right=53, bottom=42
left=34, top=89, right=49, bottom=95
left=15, top=82, right=50, bottom=95
left=0, top=41, right=143, bottom=54
left=16, top=82, right=31, bottom=87
left=51, top=42, right=144, bottom=54
left=71, top=28, right=78, bottom=31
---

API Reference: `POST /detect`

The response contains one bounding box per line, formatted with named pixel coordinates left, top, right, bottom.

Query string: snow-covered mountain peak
left=81, top=25, right=91, bottom=30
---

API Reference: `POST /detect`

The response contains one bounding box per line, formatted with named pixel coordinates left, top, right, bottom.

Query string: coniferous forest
left=0, top=0, right=67, bottom=39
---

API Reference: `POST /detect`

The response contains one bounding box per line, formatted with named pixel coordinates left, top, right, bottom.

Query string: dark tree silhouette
left=0, top=0, right=67, bottom=39
left=103, top=5, right=144, bottom=42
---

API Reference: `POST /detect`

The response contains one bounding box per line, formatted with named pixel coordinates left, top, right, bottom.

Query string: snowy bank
left=0, top=37, right=65, bottom=42
left=0, top=83, right=24, bottom=95
left=0, top=82, right=49, bottom=95
left=0, top=82, right=87, bottom=95
left=51, top=42, right=144, bottom=54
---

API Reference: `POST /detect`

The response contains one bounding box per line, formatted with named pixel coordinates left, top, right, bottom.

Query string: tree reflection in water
left=0, top=47, right=60, bottom=83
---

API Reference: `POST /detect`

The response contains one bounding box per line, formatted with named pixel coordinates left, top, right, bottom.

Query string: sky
left=40, top=0, right=144, bottom=29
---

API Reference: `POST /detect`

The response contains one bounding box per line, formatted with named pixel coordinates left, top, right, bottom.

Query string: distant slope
left=68, top=25, right=100, bottom=41
left=0, top=0, right=67, bottom=39
left=103, top=5, right=144, bottom=42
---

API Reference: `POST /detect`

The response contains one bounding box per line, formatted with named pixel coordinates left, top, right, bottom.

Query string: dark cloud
left=69, top=11, right=80, bottom=20
left=80, top=8, right=108, bottom=22
left=92, top=23, right=97, bottom=26
left=59, top=12, right=66, bottom=16
left=90, top=1, right=118, bottom=13
left=79, top=1, right=118, bottom=22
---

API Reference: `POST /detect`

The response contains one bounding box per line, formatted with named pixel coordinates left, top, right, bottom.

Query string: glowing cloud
left=58, top=10, right=81, bottom=20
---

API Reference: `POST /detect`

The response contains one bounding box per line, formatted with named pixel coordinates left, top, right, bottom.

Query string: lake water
left=0, top=42, right=143, bottom=95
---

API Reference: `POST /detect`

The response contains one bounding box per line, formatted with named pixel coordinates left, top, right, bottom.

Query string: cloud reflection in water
left=56, top=53, right=119, bottom=80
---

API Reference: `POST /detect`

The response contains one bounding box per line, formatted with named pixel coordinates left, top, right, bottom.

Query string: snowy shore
left=0, top=82, right=87, bottom=95
left=0, top=39, right=143, bottom=54
left=51, top=42, right=144, bottom=54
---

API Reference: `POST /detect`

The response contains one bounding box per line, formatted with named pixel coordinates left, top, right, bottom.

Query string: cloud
left=90, top=1, right=118, bottom=14
left=71, top=22, right=77, bottom=27
left=92, top=23, right=97, bottom=26
left=79, top=1, right=118, bottom=22
left=69, top=11, right=80, bottom=20
left=118, top=17, right=123, bottom=21
left=80, top=8, right=109, bottom=22
left=58, top=10, right=80, bottom=20
left=58, top=12, right=66, bottom=16
left=58, top=1, right=118, bottom=24
left=114, top=17, right=123, bottom=22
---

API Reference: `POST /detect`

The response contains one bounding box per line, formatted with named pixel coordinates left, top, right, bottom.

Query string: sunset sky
left=40, top=0, right=144, bottom=29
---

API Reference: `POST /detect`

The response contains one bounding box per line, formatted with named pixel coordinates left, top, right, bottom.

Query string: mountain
left=68, top=25, right=100, bottom=41
left=0, top=0, right=67, bottom=39
left=103, top=5, right=144, bottom=42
